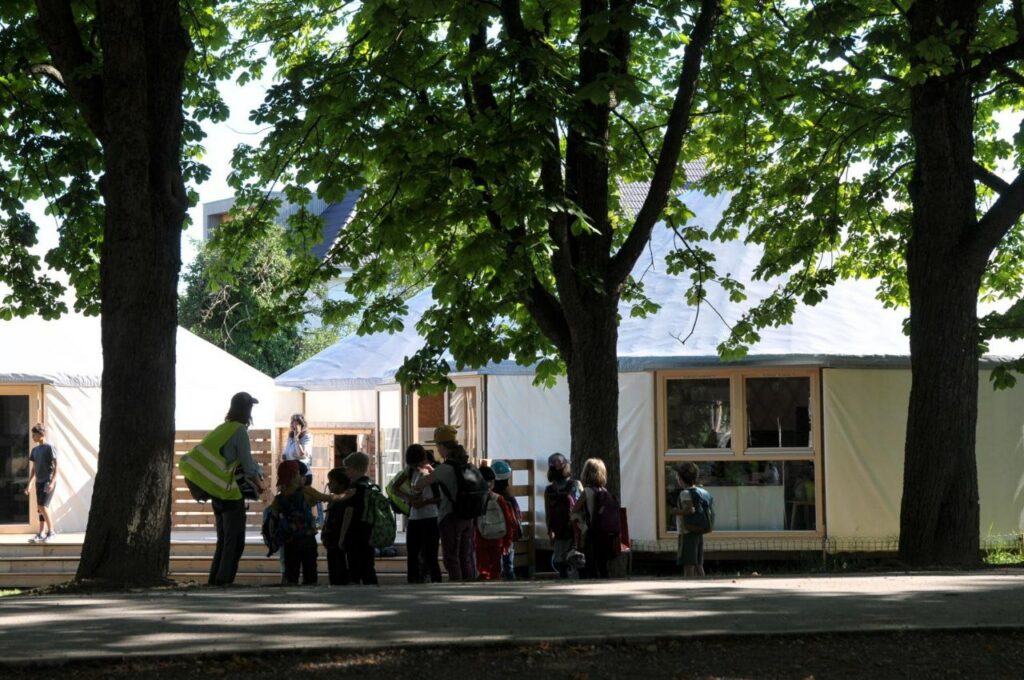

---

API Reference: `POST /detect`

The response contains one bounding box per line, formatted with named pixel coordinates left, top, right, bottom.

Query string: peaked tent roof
left=0, top=313, right=275, bottom=391
left=276, top=189, right=1020, bottom=391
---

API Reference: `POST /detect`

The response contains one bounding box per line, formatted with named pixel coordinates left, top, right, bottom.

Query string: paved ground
left=1, top=571, right=1021, bottom=666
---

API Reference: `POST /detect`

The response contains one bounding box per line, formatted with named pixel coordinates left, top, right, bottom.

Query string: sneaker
left=43, top=531, right=56, bottom=542
left=27, top=533, right=44, bottom=543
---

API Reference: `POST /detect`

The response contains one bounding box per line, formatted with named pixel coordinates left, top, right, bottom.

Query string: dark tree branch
left=26, top=63, right=65, bottom=87
left=468, top=23, right=499, bottom=113
left=34, top=0, right=105, bottom=139
left=996, top=64, right=1024, bottom=88
left=523, top=276, right=572, bottom=355
left=969, top=171, right=1024, bottom=266
left=974, top=162, right=1011, bottom=194
left=970, top=39, right=1024, bottom=83
left=607, top=0, right=720, bottom=289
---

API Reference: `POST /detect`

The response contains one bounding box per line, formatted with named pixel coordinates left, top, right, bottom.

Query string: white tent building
left=276, top=190, right=1024, bottom=554
left=0, top=314, right=276, bottom=534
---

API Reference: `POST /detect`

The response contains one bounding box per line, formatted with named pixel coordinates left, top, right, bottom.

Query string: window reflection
left=664, top=460, right=816, bottom=531
left=666, top=379, right=731, bottom=449
left=745, top=377, right=811, bottom=448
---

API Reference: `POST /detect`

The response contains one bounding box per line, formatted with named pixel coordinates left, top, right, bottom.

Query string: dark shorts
left=679, top=532, right=704, bottom=567
left=35, top=483, right=54, bottom=508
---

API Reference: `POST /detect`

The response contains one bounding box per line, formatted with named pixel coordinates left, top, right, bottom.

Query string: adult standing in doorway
left=24, top=423, right=58, bottom=543
left=209, top=392, right=265, bottom=585
left=414, top=425, right=477, bottom=581
left=283, top=413, right=312, bottom=466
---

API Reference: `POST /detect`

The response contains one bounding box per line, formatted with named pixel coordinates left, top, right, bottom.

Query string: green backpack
left=362, top=482, right=397, bottom=549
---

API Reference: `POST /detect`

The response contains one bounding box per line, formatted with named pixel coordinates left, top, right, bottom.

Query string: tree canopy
left=225, top=0, right=723, bottom=490
left=179, top=228, right=349, bottom=377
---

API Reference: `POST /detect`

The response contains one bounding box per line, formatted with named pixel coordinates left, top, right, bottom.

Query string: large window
left=658, top=369, right=821, bottom=536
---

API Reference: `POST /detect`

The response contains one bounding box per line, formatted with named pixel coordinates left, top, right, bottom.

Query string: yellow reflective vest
left=178, top=421, right=245, bottom=501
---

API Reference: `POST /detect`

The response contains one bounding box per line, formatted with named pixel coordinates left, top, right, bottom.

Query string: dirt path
left=21, top=630, right=1024, bottom=679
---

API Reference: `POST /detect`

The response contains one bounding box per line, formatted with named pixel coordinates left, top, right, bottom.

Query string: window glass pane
left=745, top=377, right=812, bottom=448
left=664, top=460, right=816, bottom=531
left=665, top=379, right=731, bottom=449
left=0, top=395, right=31, bottom=525
left=448, top=387, right=478, bottom=458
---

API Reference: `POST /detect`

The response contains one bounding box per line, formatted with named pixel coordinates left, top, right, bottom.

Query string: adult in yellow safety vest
left=187, top=392, right=264, bottom=585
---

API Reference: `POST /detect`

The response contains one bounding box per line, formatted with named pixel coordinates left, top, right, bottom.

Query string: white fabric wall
left=823, top=368, right=1024, bottom=540
left=305, top=390, right=377, bottom=424
left=45, top=386, right=101, bottom=533
left=485, top=372, right=657, bottom=542
left=275, top=388, right=304, bottom=426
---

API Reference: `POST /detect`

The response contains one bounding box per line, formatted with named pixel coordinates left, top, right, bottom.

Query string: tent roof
left=276, top=189, right=1021, bottom=390
left=0, top=313, right=274, bottom=390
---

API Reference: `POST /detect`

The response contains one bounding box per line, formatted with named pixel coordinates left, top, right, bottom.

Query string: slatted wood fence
left=172, top=429, right=274, bottom=529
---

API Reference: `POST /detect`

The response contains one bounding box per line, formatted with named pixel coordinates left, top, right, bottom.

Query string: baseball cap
left=491, top=460, right=512, bottom=481
left=427, top=424, right=459, bottom=444
left=230, top=391, right=259, bottom=409
left=547, top=453, right=568, bottom=470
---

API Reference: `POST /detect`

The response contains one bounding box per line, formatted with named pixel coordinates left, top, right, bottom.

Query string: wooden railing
left=172, top=429, right=274, bottom=529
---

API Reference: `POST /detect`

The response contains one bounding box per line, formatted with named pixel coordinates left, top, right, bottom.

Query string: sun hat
left=427, top=424, right=459, bottom=444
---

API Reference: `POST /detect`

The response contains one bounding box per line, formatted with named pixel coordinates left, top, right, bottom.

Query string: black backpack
left=439, top=461, right=489, bottom=519
left=683, top=486, right=715, bottom=535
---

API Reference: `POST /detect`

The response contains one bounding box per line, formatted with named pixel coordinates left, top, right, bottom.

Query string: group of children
left=267, top=441, right=525, bottom=585
left=267, top=442, right=708, bottom=585
left=389, top=440, right=523, bottom=583
left=266, top=450, right=380, bottom=586
left=545, top=455, right=709, bottom=579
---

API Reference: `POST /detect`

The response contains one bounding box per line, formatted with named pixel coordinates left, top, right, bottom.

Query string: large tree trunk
left=74, top=0, right=191, bottom=585
left=900, top=0, right=982, bottom=567
left=565, top=299, right=621, bottom=498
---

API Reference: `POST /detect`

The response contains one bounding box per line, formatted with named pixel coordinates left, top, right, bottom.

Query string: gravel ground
left=15, top=630, right=1024, bottom=679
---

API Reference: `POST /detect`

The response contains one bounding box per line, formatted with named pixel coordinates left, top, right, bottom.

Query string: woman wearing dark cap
left=209, top=391, right=265, bottom=585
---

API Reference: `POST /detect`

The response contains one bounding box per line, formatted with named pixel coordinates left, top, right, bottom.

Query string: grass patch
left=0, top=589, right=22, bottom=597
left=984, top=547, right=1024, bottom=566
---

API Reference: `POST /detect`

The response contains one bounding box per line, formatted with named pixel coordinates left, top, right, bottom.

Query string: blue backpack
left=683, top=486, right=715, bottom=534
left=272, top=489, right=314, bottom=547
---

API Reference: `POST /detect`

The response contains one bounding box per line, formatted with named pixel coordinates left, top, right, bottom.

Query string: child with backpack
left=543, top=452, right=582, bottom=578
left=572, top=457, right=621, bottom=579
left=270, top=460, right=350, bottom=585
left=673, top=462, right=710, bottom=578
left=321, top=467, right=353, bottom=585
left=491, top=460, right=522, bottom=580
left=412, top=426, right=486, bottom=581
left=398, top=444, right=442, bottom=584
left=342, top=451, right=381, bottom=585
left=475, top=465, right=518, bottom=581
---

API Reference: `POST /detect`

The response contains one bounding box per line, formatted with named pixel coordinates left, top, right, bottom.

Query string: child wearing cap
left=543, top=453, right=582, bottom=578
left=270, top=460, right=352, bottom=585
left=475, top=465, right=518, bottom=581
left=491, top=460, right=522, bottom=580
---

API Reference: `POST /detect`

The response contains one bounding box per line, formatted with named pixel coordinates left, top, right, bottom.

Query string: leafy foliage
left=0, top=1, right=234, bottom=317
left=695, top=0, right=1024, bottom=368
left=225, top=0, right=722, bottom=391
left=179, top=228, right=350, bottom=376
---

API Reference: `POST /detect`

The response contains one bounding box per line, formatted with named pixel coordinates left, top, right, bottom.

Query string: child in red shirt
left=474, top=465, right=518, bottom=580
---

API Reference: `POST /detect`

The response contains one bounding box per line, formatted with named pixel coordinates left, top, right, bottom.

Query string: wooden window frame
left=655, top=367, right=824, bottom=540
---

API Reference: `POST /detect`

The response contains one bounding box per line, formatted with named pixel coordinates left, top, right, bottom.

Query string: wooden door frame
left=0, top=384, right=43, bottom=534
